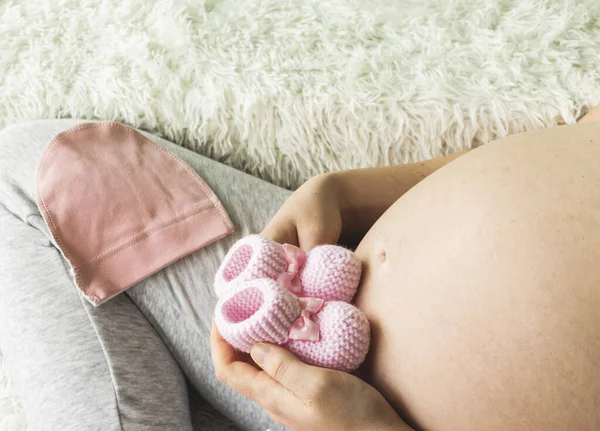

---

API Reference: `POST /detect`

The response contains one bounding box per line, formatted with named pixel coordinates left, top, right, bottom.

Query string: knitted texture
left=215, top=279, right=300, bottom=353
left=215, top=235, right=362, bottom=302
left=214, top=278, right=370, bottom=371
left=214, top=235, right=288, bottom=298
left=286, top=301, right=370, bottom=372
left=221, top=244, right=253, bottom=282
left=299, top=245, right=361, bottom=302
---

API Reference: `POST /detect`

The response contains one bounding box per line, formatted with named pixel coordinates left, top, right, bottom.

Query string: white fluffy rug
left=1, top=0, right=600, bottom=189
left=1, top=0, right=599, bottom=429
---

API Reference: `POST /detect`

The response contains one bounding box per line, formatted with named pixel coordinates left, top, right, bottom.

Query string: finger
left=261, top=218, right=299, bottom=246
left=211, top=324, right=304, bottom=415
left=211, top=322, right=263, bottom=379
left=210, top=320, right=256, bottom=366
left=297, top=223, right=339, bottom=251
left=246, top=368, right=305, bottom=421
left=234, top=349, right=257, bottom=366
left=211, top=322, right=265, bottom=393
left=210, top=320, right=237, bottom=366
left=211, top=322, right=246, bottom=381
left=251, top=343, right=325, bottom=399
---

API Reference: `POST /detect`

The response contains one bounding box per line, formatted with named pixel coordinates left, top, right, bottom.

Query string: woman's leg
left=0, top=119, right=292, bottom=431
left=124, top=131, right=292, bottom=430
left=0, top=121, right=191, bottom=430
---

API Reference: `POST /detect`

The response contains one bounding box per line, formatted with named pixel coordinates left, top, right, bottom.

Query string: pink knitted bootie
left=215, top=279, right=300, bottom=352
left=299, top=244, right=362, bottom=303
left=214, top=235, right=361, bottom=302
left=214, top=278, right=370, bottom=371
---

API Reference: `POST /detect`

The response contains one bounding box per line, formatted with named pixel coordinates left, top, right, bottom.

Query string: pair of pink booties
left=214, top=235, right=370, bottom=371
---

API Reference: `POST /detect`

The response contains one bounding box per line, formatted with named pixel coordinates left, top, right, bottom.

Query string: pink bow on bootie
left=288, top=297, right=325, bottom=341
left=277, top=243, right=306, bottom=294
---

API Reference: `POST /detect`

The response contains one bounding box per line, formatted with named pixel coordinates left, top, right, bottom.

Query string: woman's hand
left=261, top=173, right=343, bottom=251
left=211, top=322, right=411, bottom=431
left=262, top=152, right=467, bottom=251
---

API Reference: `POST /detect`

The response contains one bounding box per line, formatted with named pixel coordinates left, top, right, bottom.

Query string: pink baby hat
left=36, top=122, right=234, bottom=305
left=214, top=235, right=362, bottom=302
left=215, top=278, right=370, bottom=371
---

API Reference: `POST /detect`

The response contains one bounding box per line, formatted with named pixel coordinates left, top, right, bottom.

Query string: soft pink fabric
left=298, top=244, right=362, bottom=302
left=36, top=122, right=234, bottom=305
left=214, top=235, right=288, bottom=297
left=214, top=279, right=370, bottom=371
left=215, top=279, right=300, bottom=352
left=288, top=297, right=324, bottom=341
left=286, top=300, right=370, bottom=371
left=222, top=244, right=254, bottom=281
left=214, top=235, right=362, bottom=302
left=276, top=243, right=306, bottom=294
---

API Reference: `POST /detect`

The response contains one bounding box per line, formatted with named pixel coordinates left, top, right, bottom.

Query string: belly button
left=378, top=250, right=387, bottom=262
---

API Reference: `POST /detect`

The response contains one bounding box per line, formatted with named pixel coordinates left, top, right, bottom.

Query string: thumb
left=261, top=222, right=299, bottom=248
left=251, top=343, right=323, bottom=398
left=297, top=225, right=339, bottom=252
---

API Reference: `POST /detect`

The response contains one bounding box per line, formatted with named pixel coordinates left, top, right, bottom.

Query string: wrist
left=325, top=171, right=369, bottom=245
left=303, top=171, right=348, bottom=216
left=330, top=170, right=378, bottom=239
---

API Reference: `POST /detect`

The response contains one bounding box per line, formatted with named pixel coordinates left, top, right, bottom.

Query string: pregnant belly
left=354, top=123, right=600, bottom=430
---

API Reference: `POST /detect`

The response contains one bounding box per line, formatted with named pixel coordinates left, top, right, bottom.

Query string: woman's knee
left=0, top=121, right=82, bottom=212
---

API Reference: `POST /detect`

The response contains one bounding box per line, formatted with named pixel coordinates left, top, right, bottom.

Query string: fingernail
left=251, top=343, right=270, bottom=365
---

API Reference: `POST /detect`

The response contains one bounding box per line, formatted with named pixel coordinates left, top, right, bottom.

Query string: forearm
left=331, top=151, right=468, bottom=239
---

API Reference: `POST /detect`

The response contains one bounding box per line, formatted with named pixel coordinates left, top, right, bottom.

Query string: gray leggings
left=0, top=120, right=291, bottom=431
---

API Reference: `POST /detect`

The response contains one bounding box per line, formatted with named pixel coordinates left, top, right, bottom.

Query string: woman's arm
left=330, top=151, right=467, bottom=244
left=263, top=151, right=467, bottom=250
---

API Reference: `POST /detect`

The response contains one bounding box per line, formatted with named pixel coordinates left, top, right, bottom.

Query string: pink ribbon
left=288, top=297, right=325, bottom=341
left=277, top=243, right=306, bottom=294
left=278, top=244, right=323, bottom=341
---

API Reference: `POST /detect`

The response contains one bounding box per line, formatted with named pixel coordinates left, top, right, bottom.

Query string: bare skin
left=212, top=106, right=600, bottom=430
left=355, top=120, right=600, bottom=430
left=579, top=104, right=600, bottom=123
